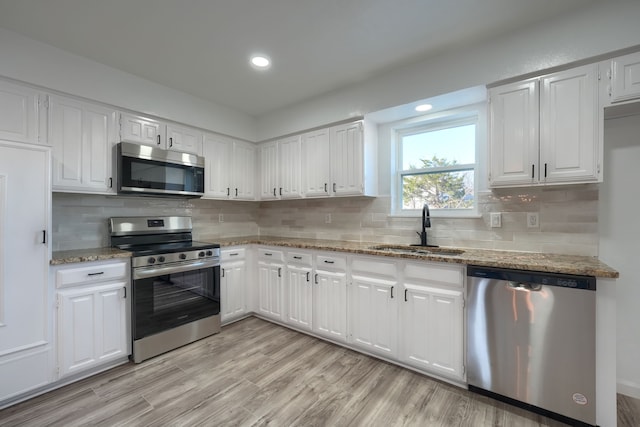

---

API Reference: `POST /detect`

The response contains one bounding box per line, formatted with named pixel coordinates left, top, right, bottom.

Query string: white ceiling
left=0, top=0, right=599, bottom=117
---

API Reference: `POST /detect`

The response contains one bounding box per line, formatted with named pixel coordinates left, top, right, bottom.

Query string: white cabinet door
left=259, top=141, right=279, bottom=200
left=540, top=64, right=599, bottom=183
left=221, top=259, right=247, bottom=323
left=278, top=135, right=302, bottom=199
left=203, top=133, right=233, bottom=199
left=232, top=141, right=256, bottom=200
left=166, top=124, right=203, bottom=155
left=257, top=262, right=284, bottom=321
left=350, top=276, right=397, bottom=357
left=57, top=281, right=127, bottom=378
left=119, top=113, right=164, bottom=147
left=0, top=80, right=43, bottom=145
left=488, top=80, right=539, bottom=186
left=301, top=128, right=331, bottom=197
left=313, top=270, right=347, bottom=342
left=400, top=284, right=464, bottom=381
left=50, top=96, right=116, bottom=193
left=285, top=265, right=313, bottom=331
left=0, top=142, right=50, bottom=402
left=611, top=52, right=640, bottom=103
left=330, top=122, right=364, bottom=196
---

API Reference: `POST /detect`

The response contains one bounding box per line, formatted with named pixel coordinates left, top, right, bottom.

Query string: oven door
left=132, top=259, right=220, bottom=340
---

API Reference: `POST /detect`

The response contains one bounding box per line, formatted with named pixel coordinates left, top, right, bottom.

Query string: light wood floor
left=1, top=317, right=638, bottom=426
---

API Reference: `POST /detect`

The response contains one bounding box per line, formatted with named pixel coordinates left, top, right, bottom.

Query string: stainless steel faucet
left=416, top=203, right=431, bottom=246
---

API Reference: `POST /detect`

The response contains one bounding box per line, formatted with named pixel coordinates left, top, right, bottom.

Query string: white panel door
left=350, top=276, right=397, bottom=357
left=257, top=263, right=283, bottom=321
left=50, top=97, right=83, bottom=188
left=611, top=52, right=640, bottom=103
left=95, top=282, right=128, bottom=363
left=301, top=129, right=330, bottom=197
left=203, top=133, right=233, bottom=199
left=119, top=113, right=164, bottom=147
left=285, top=266, right=313, bottom=330
left=488, top=80, right=539, bottom=186
left=232, top=141, right=256, bottom=200
left=166, top=124, right=202, bottom=155
left=330, top=122, right=364, bottom=196
left=400, top=285, right=432, bottom=369
left=0, top=80, right=42, bottom=145
left=83, top=106, right=116, bottom=192
left=0, top=141, right=50, bottom=401
left=221, top=260, right=247, bottom=323
left=313, top=271, right=347, bottom=342
left=540, top=64, right=599, bottom=183
left=278, top=135, right=302, bottom=199
left=259, top=141, right=279, bottom=200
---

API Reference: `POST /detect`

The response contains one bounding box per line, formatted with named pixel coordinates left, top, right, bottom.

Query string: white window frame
left=391, top=106, right=484, bottom=218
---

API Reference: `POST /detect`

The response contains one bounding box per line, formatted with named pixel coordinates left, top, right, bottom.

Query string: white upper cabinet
left=489, top=64, right=600, bottom=187
left=50, top=95, right=117, bottom=193
left=301, top=128, right=331, bottom=197
left=330, top=122, right=365, bottom=196
left=119, top=113, right=202, bottom=155
left=202, top=134, right=256, bottom=200
left=278, top=135, right=302, bottom=199
left=259, top=141, right=279, bottom=200
left=0, top=80, right=46, bottom=145
left=609, top=51, right=640, bottom=104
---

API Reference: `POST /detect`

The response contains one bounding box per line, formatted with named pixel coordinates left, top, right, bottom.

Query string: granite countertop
left=213, top=236, right=619, bottom=279
left=50, top=236, right=619, bottom=278
left=50, top=247, right=132, bottom=265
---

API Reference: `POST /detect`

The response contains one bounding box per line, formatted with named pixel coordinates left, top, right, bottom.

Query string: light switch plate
left=490, top=212, right=502, bottom=228
left=527, top=212, right=540, bottom=228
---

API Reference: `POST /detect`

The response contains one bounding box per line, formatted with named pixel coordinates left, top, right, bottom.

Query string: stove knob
left=206, top=250, right=213, bottom=256
left=148, top=257, right=156, bottom=264
left=157, top=256, right=165, bottom=263
left=198, top=251, right=205, bottom=257
left=179, top=253, right=187, bottom=260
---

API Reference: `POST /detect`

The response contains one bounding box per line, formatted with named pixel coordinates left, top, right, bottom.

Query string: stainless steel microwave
left=116, top=142, right=205, bottom=198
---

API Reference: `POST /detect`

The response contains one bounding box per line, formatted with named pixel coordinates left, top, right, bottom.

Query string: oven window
left=133, top=266, right=220, bottom=339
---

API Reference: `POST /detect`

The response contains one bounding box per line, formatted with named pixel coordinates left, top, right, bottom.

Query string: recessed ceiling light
left=250, top=55, right=271, bottom=69
left=415, top=104, right=433, bottom=112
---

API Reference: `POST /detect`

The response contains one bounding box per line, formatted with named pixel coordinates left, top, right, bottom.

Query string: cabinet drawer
left=404, top=262, right=464, bottom=288
left=221, top=248, right=246, bottom=261
left=56, top=261, right=128, bottom=288
left=257, top=248, right=284, bottom=262
left=316, top=254, right=347, bottom=271
left=286, top=251, right=312, bottom=266
left=351, top=257, right=397, bottom=279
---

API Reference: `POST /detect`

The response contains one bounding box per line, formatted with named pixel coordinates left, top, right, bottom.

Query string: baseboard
left=618, top=380, right=640, bottom=399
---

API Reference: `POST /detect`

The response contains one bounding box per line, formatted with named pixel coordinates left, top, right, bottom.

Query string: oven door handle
left=133, top=259, right=220, bottom=280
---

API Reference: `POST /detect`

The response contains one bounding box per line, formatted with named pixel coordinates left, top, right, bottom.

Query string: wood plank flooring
left=0, top=317, right=638, bottom=426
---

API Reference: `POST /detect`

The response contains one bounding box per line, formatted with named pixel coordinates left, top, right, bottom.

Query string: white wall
left=256, top=0, right=640, bottom=140
left=0, top=27, right=256, bottom=141
left=600, top=113, right=640, bottom=399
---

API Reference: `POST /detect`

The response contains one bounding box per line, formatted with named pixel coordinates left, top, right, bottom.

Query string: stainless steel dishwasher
left=466, top=266, right=596, bottom=426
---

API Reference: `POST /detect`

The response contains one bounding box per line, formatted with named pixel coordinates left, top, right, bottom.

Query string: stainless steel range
left=110, top=216, right=221, bottom=363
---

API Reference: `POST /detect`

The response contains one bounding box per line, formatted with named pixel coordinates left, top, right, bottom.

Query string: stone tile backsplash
left=53, top=184, right=599, bottom=256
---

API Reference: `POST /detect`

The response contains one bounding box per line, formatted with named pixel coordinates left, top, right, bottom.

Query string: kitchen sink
left=368, top=245, right=464, bottom=256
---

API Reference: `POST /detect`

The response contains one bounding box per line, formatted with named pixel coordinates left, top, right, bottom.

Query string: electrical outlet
left=490, top=212, right=502, bottom=228
left=325, top=213, right=332, bottom=224
left=527, top=212, right=539, bottom=228
left=218, top=213, right=224, bottom=223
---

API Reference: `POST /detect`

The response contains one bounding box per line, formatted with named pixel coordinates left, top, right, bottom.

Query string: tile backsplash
left=53, top=184, right=599, bottom=256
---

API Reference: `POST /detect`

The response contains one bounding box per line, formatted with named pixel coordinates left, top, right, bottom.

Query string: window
left=395, top=115, right=478, bottom=215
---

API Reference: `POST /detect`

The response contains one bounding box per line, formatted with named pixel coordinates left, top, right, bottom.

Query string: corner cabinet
left=50, top=95, right=118, bottom=194
left=54, top=259, right=130, bottom=379
left=0, top=79, right=47, bottom=145
left=489, top=64, right=601, bottom=187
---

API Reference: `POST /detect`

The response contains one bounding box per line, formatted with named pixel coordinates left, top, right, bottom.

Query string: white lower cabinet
left=55, top=259, right=130, bottom=379
left=349, top=257, right=398, bottom=358
left=284, top=251, right=313, bottom=331
left=399, top=262, right=465, bottom=381
left=221, top=248, right=248, bottom=323
left=257, top=248, right=285, bottom=321
left=313, top=253, right=348, bottom=342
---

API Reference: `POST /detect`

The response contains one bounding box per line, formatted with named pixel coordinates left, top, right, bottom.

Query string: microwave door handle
left=133, top=259, right=219, bottom=280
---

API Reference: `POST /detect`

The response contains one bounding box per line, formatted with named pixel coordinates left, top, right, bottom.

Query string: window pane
left=402, top=170, right=474, bottom=209
left=402, top=124, right=475, bottom=170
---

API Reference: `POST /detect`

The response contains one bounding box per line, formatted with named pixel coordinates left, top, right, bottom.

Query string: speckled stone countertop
left=213, top=236, right=619, bottom=279
left=51, top=247, right=132, bottom=265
